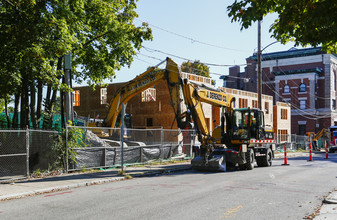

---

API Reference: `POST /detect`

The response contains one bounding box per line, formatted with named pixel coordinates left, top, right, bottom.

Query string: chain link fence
left=1, top=126, right=325, bottom=181
left=0, top=129, right=59, bottom=182
left=274, top=134, right=312, bottom=151
left=66, top=126, right=197, bottom=171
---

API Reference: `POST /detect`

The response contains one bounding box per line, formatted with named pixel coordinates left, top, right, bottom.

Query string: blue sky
left=111, top=0, right=299, bottom=86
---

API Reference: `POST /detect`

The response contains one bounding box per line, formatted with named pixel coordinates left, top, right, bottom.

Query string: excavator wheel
left=240, top=148, right=254, bottom=170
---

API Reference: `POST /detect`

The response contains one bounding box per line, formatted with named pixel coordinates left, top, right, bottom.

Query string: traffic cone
left=308, top=142, right=313, bottom=162
left=282, top=142, right=289, bottom=166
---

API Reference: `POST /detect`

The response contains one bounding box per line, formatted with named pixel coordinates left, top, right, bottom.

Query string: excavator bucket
left=191, top=151, right=226, bottom=171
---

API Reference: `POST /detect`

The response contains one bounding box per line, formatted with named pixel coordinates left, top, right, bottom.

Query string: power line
left=142, top=46, right=246, bottom=67
left=135, top=19, right=250, bottom=53
left=138, top=52, right=238, bottom=79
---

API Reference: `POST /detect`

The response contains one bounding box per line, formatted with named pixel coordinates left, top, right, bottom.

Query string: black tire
left=240, top=149, right=254, bottom=170
left=257, top=148, right=273, bottom=167
left=246, top=149, right=255, bottom=170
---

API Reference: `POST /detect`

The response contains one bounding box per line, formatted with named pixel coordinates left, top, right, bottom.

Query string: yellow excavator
left=104, top=57, right=275, bottom=171
left=307, top=128, right=330, bottom=150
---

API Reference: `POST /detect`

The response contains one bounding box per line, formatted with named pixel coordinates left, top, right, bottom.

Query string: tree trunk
left=20, top=83, right=29, bottom=129
left=42, top=85, right=52, bottom=129
left=12, top=92, right=20, bottom=128
left=30, top=83, right=37, bottom=128
left=48, top=88, right=57, bottom=129
left=4, top=96, right=10, bottom=128
left=44, top=57, right=63, bottom=129
left=36, top=80, right=43, bottom=127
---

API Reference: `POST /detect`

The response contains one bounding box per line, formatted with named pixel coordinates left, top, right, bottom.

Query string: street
left=1, top=153, right=337, bottom=220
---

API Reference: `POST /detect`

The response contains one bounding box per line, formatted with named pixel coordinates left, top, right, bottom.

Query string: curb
left=0, top=176, right=125, bottom=201
left=0, top=166, right=191, bottom=201
left=323, top=192, right=337, bottom=204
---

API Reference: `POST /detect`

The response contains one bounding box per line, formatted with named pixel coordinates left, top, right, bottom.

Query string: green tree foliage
left=52, top=125, right=87, bottom=170
left=181, top=60, right=210, bottom=77
left=227, top=0, right=337, bottom=52
left=0, top=0, right=152, bottom=128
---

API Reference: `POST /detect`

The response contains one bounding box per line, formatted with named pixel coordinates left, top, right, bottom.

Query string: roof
left=272, top=67, right=323, bottom=76
left=247, top=47, right=325, bottom=61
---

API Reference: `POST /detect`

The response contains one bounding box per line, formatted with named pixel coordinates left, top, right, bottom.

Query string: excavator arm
left=104, top=58, right=183, bottom=128
left=180, top=79, right=235, bottom=170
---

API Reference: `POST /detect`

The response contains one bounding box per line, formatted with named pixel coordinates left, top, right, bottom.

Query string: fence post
left=120, top=103, right=125, bottom=171
left=26, top=126, right=30, bottom=177
left=65, top=125, right=69, bottom=173
left=161, top=127, right=163, bottom=147
left=104, top=147, right=107, bottom=167
left=140, top=146, right=143, bottom=163
left=325, top=139, right=329, bottom=159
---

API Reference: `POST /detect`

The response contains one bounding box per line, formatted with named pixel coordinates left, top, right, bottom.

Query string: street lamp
left=257, top=19, right=279, bottom=110
left=257, top=20, right=262, bottom=110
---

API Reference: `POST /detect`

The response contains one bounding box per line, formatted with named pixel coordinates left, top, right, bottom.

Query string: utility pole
left=64, top=52, right=74, bottom=124
left=257, top=20, right=262, bottom=110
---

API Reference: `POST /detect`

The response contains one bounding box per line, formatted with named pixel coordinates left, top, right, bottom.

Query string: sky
left=110, top=0, right=299, bottom=87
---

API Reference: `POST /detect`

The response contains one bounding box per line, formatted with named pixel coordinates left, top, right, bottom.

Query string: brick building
left=74, top=69, right=291, bottom=138
left=219, top=87, right=291, bottom=138
left=73, top=72, right=214, bottom=130
left=222, top=47, right=337, bottom=135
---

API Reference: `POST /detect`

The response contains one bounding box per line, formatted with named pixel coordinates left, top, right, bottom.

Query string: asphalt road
left=1, top=153, right=337, bottom=220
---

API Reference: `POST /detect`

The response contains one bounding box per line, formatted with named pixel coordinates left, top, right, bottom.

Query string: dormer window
left=299, top=83, right=306, bottom=92
left=284, top=84, right=290, bottom=93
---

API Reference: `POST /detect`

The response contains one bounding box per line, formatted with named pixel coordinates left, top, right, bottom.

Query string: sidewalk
left=313, top=191, right=337, bottom=220
left=0, top=162, right=191, bottom=201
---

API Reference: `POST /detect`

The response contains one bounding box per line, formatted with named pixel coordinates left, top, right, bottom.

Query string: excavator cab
left=231, top=108, right=265, bottom=140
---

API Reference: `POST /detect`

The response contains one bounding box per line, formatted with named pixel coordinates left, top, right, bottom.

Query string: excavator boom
left=105, top=58, right=182, bottom=128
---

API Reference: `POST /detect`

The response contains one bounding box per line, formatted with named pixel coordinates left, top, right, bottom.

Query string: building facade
left=219, top=87, right=291, bottom=137
left=73, top=72, right=214, bottom=130
left=222, top=47, right=337, bottom=135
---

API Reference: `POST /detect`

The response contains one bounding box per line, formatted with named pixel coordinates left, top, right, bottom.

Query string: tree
left=0, top=0, right=152, bottom=128
left=227, top=0, right=337, bottom=52
left=181, top=60, right=210, bottom=77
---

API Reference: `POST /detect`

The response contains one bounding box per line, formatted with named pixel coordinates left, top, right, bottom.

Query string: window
left=100, top=88, right=107, bottom=104
left=265, top=102, right=269, bottom=114
left=333, top=99, right=336, bottom=110
left=281, top=109, right=287, bottom=119
left=299, top=125, right=306, bottom=135
left=239, top=98, right=248, bottom=108
left=146, top=118, right=153, bottom=127
left=300, top=100, right=306, bottom=109
left=284, top=85, right=290, bottom=93
left=278, top=130, right=288, bottom=142
left=141, top=88, right=156, bottom=102
left=299, top=83, right=306, bottom=92
left=252, top=100, right=258, bottom=108
left=73, top=90, right=80, bottom=106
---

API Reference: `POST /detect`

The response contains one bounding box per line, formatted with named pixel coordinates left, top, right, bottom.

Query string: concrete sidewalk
left=0, top=162, right=191, bottom=201
left=313, top=191, right=337, bottom=220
